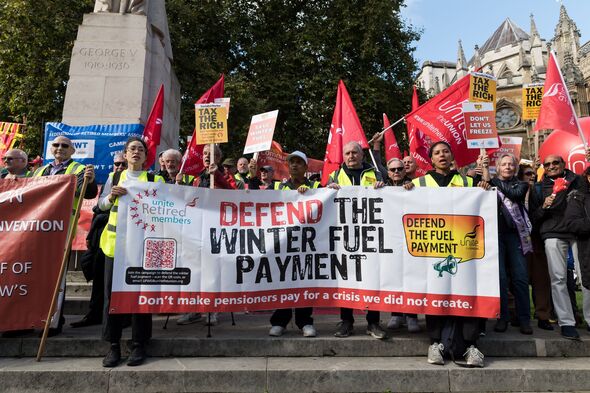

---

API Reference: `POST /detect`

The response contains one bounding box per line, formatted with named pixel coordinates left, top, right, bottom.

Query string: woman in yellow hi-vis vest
left=409, top=141, right=490, bottom=368
left=98, top=137, right=164, bottom=368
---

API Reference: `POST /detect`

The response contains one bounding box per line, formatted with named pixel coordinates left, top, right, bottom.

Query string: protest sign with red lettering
left=0, top=176, right=74, bottom=331
left=462, top=102, right=499, bottom=149
left=243, top=110, right=279, bottom=155
left=110, top=182, right=499, bottom=319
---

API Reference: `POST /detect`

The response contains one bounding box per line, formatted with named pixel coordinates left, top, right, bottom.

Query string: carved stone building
left=416, top=5, right=590, bottom=158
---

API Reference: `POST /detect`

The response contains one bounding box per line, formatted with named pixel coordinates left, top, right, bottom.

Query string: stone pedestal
left=62, top=12, right=180, bottom=149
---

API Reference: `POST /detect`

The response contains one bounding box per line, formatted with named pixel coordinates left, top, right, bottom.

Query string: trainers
left=366, top=323, right=388, bottom=340
left=269, top=325, right=286, bottom=337
left=464, top=345, right=484, bottom=368
left=334, top=321, right=354, bottom=338
left=561, top=325, right=580, bottom=340
left=407, top=317, right=421, bottom=333
left=427, top=343, right=444, bottom=365
left=387, top=315, right=404, bottom=329
left=302, top=324, right=317, bottom=337
left=538, top=319, right=554, bottom=331
left=176, top=313, right=202, bottom=325
left=205, top=313, right=219, bottom=326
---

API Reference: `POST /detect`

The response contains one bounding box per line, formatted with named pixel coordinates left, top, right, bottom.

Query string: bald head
left=2, top=148, right=28, bottom=175
left=50, top=136, right=75, bottom=163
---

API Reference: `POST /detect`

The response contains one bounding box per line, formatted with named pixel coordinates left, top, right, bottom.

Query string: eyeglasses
left=388, top=167, right=404, bottom=172
left=543, top=160, right=562, bottom=168
left=523, top=171, right=535, bottom=176
left=2, top=157, right=21, bottom=162
left=113, top=162, right=127, bottom=167
left=51, top=143, right=70, bottom=149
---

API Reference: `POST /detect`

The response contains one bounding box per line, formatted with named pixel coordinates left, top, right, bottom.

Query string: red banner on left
left=0, top=176, right=75, bottom=331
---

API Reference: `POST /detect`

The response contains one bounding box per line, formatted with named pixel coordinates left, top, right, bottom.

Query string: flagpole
left=368, top=116, right=405, bottom=144
left=550, top=50, right=587, bottom=147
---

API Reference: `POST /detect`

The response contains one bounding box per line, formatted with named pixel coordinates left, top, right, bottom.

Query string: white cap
left=287, top=150, right=308, bottom=164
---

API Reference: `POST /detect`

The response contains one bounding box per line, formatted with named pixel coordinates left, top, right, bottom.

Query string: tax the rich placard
left=0, top=176, right=75, bottom=331
left=469, top=72, right=496, bottom=106
left=462, top=102, right=499, bottom=149
left=110, top=183, right=500, bottom=319
left=522, top=84, right=544, bottom=120
left=194, top=103, right=228, bottom=145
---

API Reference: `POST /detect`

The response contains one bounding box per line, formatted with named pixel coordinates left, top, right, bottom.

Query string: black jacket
left=565, top=187, right=590, bottom=289
left=530, top=169, right=583, bottom=240
left=490, top=177, right=529, bottom=233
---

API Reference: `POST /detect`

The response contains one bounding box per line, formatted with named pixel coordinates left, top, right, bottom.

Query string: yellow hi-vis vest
left=99, top=170, right=164, bottom=258
left=178, top=174, right=195, bottom=185
left=274, top=179, right=321, bottom=190
left=328, top=167, right=378, bottom=186
left=412, top=173, right=473, bottom=188
left=34, top=161, right=85, bottom=224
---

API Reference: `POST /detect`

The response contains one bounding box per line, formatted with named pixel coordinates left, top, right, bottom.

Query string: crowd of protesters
left=3, top=134, right=590, bottom=370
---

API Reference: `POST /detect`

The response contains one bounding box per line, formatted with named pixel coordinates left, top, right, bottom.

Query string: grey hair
left=162, top=149, right=182, bottom=161
left=386, top=158, right=404, bottom=167
left=343, top=141, right=363, bottom=155
left=113, top=151, right=125, bottom=161
left=495, top=153, right=518, bottom=168
left=6, top=148, right=27, bottom=160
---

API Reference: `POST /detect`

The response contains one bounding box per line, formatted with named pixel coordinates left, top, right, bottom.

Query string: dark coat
left=565, top=187, right=590, bottom=289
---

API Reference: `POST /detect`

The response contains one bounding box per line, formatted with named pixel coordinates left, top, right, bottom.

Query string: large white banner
left=111, top=182, right=499, bottom=318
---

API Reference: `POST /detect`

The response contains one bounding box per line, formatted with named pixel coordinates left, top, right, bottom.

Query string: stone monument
left=62, top=0, right=180, bottom=149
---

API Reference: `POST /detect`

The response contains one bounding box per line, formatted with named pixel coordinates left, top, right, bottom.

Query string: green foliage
left=0, top=0, right=93, bottom=155
left=0, top=0, right=420, bottom=159
left=167, top=0, right=421, bottom=158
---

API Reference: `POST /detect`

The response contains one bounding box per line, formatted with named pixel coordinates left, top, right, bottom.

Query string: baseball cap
left=260, top=165, right=274, bottom=172
left=222, top=158, right=236, bottom=167
left=287, top=150, right=308, bottom=164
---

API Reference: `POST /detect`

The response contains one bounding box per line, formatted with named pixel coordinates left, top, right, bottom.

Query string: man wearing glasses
left=33, top=135, right=98, bottom=336
left=1, top=149, right=31, bottom=179
left=531, top=155, right=585, bottom=340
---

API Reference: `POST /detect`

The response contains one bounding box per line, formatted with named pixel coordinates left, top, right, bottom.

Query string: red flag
left=535, top=51, right=580, bottom=136
left=407, top=86, right=432, bottom=176
left=405, top=74, right=491, bottom=167
left=382, top=113, right=402, bottom=162
left=142, top=84, right=164, bottom=169
left=321, top=80, right=369, bottom=184
left=181, top=75, right=225, bottom=176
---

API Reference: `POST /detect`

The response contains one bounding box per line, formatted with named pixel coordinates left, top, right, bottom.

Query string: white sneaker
left=427, top=343, right=445, bottom=365
left=205, top=313, right=219, bottom=326
left=387, top=315, right=404, bottom=329
left=464, top=345, right=484, bottom=368
left=407, top=317, right=421, bottom=333
left=302, top=324, right=317, bottom=337
left=176, top=313, right=202, bottom=325
left=269, top=326, right=286, bottom=337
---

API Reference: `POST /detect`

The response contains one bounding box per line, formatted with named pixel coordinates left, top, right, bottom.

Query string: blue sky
left=401, top=0, right=590, bottom=66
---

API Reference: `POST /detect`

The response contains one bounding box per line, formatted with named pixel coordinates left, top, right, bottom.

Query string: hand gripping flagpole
left=37, top=174, right=89, bottom=361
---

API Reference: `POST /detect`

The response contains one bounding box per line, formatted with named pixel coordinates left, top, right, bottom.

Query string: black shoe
left=127, top=342, right=147, bottom=366
left=538, top=319, right=554, bottom=331
left=561, top=325, right=580, bottom=340
left=366, top=323, right=388, bottom=340
left=102, top=343, right=121, bottom=368
left=70, top=316, right=101, bottom=328
left=493, top=320, right=508, bottom=333
left=520, top=324, right=533, bottom=335
left=334, top=321, right=354, bottom=338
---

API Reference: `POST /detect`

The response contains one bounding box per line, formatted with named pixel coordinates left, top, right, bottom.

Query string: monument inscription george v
left=62, top=0, right=179, bottom=150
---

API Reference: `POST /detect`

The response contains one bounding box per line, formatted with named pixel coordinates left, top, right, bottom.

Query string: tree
left=0, top=0, right=93, bottom=154
left=167, top=0, right=421, bottom=159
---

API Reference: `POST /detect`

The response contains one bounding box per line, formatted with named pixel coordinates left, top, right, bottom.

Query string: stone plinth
left=62, top=12, right=180, bottom=149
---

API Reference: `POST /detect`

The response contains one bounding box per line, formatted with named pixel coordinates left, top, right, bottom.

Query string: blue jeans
left=498, top=231, right=531, bottom=324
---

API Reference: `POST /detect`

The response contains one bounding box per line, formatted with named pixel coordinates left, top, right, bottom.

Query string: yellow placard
left=469, top=73, right=496, bottom=107
left=403, top=214, right=485, bottom=266
left=522, top=84, right=544, bottom=120
left=195, top=103, right=228, bottom=145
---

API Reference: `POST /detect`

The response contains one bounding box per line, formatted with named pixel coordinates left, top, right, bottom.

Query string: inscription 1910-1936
left=79, top=47, right=138, bottom=71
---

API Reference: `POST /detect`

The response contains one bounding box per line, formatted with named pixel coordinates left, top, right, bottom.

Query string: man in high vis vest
left=1, top=148, right=31, bottom=178
left=409, top=141, right=489, bottom=368
left=269, top=150, right=320, bottom=337
left=33, top=136, right=98, bottom=336
left=326, top=141, right=388, bottom=340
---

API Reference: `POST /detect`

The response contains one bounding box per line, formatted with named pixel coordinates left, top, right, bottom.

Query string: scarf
left=497, top=188, right=533, bottom=255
